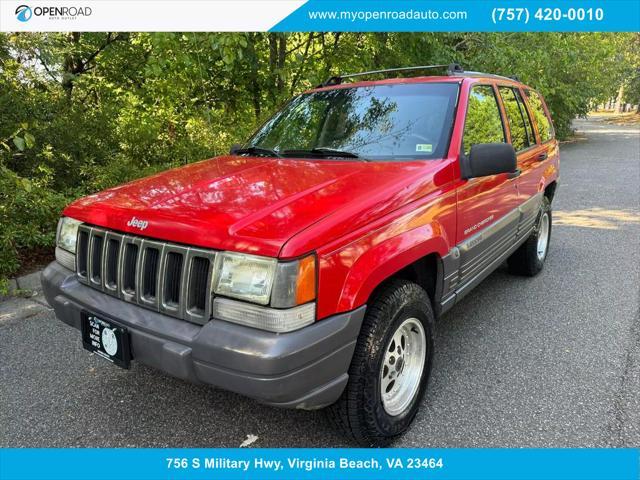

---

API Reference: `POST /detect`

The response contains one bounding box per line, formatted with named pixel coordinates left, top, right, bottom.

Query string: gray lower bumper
left=42, top=261, right=365, bottom=409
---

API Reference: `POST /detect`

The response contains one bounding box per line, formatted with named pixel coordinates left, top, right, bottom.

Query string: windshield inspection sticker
left=416, top=144, right=433, bottom=153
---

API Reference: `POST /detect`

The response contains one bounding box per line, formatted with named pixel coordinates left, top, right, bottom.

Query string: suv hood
left=64, top=155, right=449, bottom=258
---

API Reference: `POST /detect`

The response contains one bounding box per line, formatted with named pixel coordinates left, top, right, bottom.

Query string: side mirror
left=462, top=143, right=517, bottom=179
left=229, top=143, right=242, bottom=155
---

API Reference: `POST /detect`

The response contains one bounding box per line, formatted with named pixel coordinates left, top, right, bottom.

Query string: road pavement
left=1, top=116, right=638, bottom=448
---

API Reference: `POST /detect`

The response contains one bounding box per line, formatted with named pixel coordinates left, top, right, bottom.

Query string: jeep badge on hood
left=127, top=216, right=148, bottom=231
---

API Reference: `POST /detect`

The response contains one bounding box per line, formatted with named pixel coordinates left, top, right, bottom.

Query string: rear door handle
left=536, top=152, right=548, bottom=161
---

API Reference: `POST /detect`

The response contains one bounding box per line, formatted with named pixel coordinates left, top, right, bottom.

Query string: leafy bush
left=0, top=165, right=69, bottom=292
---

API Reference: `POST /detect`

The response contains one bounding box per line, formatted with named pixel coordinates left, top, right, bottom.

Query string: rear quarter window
left=526, top=90, right=554, bottom=143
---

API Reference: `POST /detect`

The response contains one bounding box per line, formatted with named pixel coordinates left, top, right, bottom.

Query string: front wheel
left=327, top=280, right=434, bottom=447
left=508, top=195, right=552, bottom=276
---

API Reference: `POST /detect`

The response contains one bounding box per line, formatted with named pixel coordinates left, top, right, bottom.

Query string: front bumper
left=42, top=261, right=365, bottom=409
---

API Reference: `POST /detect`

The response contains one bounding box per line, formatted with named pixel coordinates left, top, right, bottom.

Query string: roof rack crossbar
left=318, top=63, right=464, bottom=88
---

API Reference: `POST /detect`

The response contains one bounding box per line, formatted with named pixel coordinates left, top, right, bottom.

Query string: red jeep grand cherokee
left=43, top=64, right=559, bottom=446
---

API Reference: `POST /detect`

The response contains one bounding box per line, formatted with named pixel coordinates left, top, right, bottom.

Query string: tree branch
left=36, top=52, right=60, bottom=84
left=290, top=33, right=315, bottom=94
left=81, top=32, right=126, bottom=70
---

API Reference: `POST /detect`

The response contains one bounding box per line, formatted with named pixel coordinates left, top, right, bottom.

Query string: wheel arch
left=367, top=252, right=443, bottom=317
left=544, top=180, right=558, bottom=203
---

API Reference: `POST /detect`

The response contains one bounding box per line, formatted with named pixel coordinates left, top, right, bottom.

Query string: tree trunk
left=267, top=33, right=286, bottom=101
left=247, top=33, right=261, bottom=119
left=615, top=84, right=625, bottom=113
left=277, top=35, right=286, bottom=93
left=62, top=32, right=82, bottom=101
left=372, top=33, right=389, bottom=68
left=290, top=33, right=314, bottom=94
left=321, top=32, right=341, bottom=78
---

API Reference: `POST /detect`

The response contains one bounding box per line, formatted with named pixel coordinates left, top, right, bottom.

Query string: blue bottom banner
left=0, top=448, right=638, bottom=480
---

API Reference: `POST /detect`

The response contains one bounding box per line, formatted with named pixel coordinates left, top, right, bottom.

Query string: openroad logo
left=14, top=4, right=92, bottom=22
left=15, top=5, right=32, bottom=22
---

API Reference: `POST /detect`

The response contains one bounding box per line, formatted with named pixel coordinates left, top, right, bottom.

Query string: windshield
left=245, top=82, right=459, bottom=161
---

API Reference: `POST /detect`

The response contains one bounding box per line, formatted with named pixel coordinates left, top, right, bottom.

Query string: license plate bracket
left=81, top=312, right=131, bottom=369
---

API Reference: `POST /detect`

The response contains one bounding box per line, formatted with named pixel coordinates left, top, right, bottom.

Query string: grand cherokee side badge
left=127, top=216, right=148, bottom=231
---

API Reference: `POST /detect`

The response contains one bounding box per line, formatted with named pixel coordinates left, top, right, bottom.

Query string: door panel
left=519, top=88, right=558, bottom=202
left=455, top=84, right=520, bottom=286
left=498, top=86, right=540, bottom=200
left=498, top=85, right=549, bottom=227
left=456, top=175, right=519, bottom=284
left=457, top=202, right=519, bottom=286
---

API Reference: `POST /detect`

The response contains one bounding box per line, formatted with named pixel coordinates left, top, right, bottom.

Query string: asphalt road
left=1, top=116, right=638, bottom=448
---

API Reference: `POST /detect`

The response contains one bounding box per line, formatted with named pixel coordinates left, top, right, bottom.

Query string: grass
left=589, top=110, right=640, bottom=126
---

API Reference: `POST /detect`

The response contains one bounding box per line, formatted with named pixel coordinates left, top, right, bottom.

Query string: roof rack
left=316, top=63, right=522, bottom=88
left=317, top=63, right=464, bottom=87
left=452, top=70, right=520, bottom=83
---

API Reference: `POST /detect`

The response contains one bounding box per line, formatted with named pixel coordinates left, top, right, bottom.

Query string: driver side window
left=463, top=85, right=506, bottom=156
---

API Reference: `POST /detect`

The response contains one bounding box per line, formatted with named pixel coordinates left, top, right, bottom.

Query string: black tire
left=508, top=195, right=552, bottom=276
left=327, top=279, right=435, bottom=447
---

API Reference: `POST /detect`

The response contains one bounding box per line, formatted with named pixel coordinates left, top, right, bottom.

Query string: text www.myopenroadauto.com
left=307, top=9, right=468, bottom=22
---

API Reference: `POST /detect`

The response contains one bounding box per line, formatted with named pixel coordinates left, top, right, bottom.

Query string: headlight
left=56, top=217, right=82, bottom=253
left=212, top=251, right=317, bottom=332
left=213, top=252, right=277, bottom=305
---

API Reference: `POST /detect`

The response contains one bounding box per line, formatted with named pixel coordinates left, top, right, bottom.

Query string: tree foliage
left=620, top=33, right=640, bottom=109
left=0, top=32, right=636, bottom=287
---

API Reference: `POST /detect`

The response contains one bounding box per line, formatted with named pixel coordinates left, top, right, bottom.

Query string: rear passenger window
left=463, top=85, right=505, bottom=156
left=499, top=87, right=531, bottom=151
left=499, top=87, right=529, bottom=152
left=526, top=90, right=554, bottom=142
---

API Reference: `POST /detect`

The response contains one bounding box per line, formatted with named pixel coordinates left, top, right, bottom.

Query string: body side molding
left=437, top=192, right=543, bottom=315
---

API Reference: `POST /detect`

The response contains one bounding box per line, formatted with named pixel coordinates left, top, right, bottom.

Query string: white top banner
left=0, top=0, right=305, bottom=31
left=1, top=0, right=637, bottom=32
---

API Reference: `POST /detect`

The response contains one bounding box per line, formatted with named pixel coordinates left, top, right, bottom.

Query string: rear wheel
left=508, top=196, right=552, bottom=276
left=327, top=280, right=434, bottom=447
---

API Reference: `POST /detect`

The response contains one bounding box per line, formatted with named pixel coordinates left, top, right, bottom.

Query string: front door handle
left=536, top=152, right=548, bottom=161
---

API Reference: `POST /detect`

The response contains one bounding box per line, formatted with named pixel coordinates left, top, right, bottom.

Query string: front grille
left=76, top=225, right=216, bottom=325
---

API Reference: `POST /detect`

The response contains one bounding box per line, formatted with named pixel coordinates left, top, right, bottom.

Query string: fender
left=341, top=227, right=448, bottom=312
left=315, top=186, right=456, bottom=319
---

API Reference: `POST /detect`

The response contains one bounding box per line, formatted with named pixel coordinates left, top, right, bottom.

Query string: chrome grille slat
left=75, top=225, right=215, bottom=325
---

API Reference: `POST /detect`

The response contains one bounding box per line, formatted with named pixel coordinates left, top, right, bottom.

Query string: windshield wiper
left=312, top=147, right=361, bottom=158
left=283, top=147, right=366, bottom=160
left=234, top=146, right=282, bottom=158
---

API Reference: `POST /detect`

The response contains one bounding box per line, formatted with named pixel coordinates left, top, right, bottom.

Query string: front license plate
left=81, top=312, right=131, bottom=369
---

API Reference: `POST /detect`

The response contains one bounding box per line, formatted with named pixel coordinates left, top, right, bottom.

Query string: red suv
left=43, top=64, right=559, bottom=446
